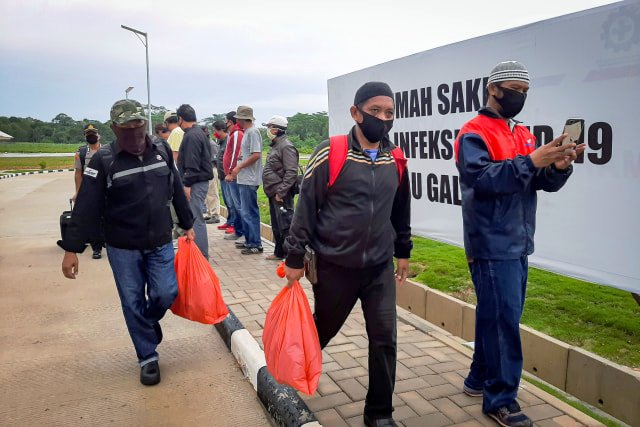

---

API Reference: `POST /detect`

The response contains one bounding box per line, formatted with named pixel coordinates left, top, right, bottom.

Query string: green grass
left=0, top=142, right=79, bottom=153
left=522, top=375, right=623, bottom=427
left=410, top=236, right=640, bottom=368
left=0, top=156, right=74, bottom=172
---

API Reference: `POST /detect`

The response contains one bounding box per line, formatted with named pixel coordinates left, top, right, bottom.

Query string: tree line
left=0, top=106, right=328, bottom=153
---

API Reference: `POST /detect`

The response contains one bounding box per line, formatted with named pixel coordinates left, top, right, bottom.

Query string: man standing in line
left=72, top=123, right=104, bottom=259
left=228, top=106, right=263, bottom=255
left=176, top=104, right=213, bottom=259
left=164, top=111, right=183, bottom=161
left=212, top=120, right=235, bottom=231
left=223, top=111, right=244, bottom=240
left=262, top=115, right=298, bottom=261
left=204, top=125, right=221, bottom=224
left=59, top=99, right=194, bottom=386
left=284, top=82, right=412, bottom=427
left=455, top=61, right=585, bottom=427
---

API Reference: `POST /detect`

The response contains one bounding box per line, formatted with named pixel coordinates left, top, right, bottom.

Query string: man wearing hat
left=72, top=123, right=104, bottom=259
left=284, top=82, right=412, bottom=427
left=261, top=115, right=299, bottom=261
left=454, top=61, right=585, bottom=427
left=228, top=105, right=263, bottom=255
left=164, top=110, right=183, bottom=161
left=59, top=99, right=195, bottom=387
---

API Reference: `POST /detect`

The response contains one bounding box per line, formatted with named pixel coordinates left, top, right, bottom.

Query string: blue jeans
left=106, top=242, right=178, bottom=366
left=220, top=179, right=237, bottom=227
left=226, top=180, right=243, bottom=237
left=188, top=181, right=209, bottom=259
left=464, top=257, right=528, bottom=413
left=238, top=184, right=261, bottom=248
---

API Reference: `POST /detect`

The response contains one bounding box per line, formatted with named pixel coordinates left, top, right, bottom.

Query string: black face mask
left=85, top=134, right=99, bottom=144
left=357, top=108, right=393, bottom=143
left=495, top=86, right=527, bottom=118
left=111, top=124, right=148, bottom=155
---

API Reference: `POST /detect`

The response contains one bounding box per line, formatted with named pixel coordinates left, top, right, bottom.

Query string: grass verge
left=0, top=157, right=75, bottom=172
left=0, top=142, right=79, bottom=153
left=410, top=236, right=640, bottom=368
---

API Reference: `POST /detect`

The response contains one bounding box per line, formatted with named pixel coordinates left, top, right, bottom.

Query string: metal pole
left=121, top=25, right=152, bottom=134
left=145, top=34, right=151, bottom=134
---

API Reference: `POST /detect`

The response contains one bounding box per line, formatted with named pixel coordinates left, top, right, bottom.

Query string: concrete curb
left=214, top=307, right=321, bottom=427
left=0, top=168, right=74, bottom=180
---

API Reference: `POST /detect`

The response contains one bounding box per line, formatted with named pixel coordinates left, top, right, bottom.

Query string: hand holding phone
left=560, top=118, right=584, bottom=153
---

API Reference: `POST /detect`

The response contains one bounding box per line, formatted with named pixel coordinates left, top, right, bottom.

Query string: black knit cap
left=354, top=81, right=394, bottom=105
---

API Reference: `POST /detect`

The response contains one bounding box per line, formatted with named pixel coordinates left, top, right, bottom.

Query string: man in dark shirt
left=176, top=104, right=213, bottom=259
left=59, top=99, right=195, bottom=386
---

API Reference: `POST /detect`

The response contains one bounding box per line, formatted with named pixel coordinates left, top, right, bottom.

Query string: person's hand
left=395, top=259, right=409, bottom=286
left=184, top=186, right=191, bottom=201
left=184, top=228, right=195, bottom=241
left=70, top=194, right=77, bottom=203
left=225, top=173, right=233, bottom=182
left=62, top=252, right=79, bottom=279
left=231, top=166, right=240, bottom=178
left=284, top=265, right=305, bottom=288
left=554, top=143, right=586, bottom=170
left=529, top=134, right=577, bottom=169
left=275, top=194, right=283, bottom=203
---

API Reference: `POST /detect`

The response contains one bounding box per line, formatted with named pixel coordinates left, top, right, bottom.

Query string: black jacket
left=58, top=137, right=194, bottom=252
left=177, top=125, right=213, bottom=186
left=216, top=137, right=226, bottom=177
left=262, top=134, right=299, bottom=198
left=284, top=127, right=412, bottom=269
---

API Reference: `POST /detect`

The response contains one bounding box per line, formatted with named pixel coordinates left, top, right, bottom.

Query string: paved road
left=0, top=172, right=271, bottom=426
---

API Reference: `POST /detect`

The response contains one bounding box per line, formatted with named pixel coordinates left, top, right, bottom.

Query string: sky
left=0, top=0, right=619, bottom=125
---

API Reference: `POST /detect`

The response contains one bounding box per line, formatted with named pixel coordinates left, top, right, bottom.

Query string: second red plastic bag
left=262, top=279, right=322, bottom=395
left=171, top=237, right=229, bottom=324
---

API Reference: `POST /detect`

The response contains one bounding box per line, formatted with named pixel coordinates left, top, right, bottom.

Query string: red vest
left=454, top=114, right=536, bottom=162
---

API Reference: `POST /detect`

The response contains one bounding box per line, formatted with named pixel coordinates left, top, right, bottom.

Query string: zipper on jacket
left=362, top=156, right=375, bottom=266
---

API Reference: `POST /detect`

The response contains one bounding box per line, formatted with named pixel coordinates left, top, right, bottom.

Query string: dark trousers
left=267, top=194, right=293, bottom=258
left=313, top=258, right=397, bottom=419
left=464, top=257, right=528, bottom=413
left=89, top=220, right=104, bottom=252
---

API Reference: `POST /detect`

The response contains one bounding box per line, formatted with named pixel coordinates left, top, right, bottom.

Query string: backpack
left=100, top=140, right=174, bottom=190
left=328, top=135, right=406, bottom=187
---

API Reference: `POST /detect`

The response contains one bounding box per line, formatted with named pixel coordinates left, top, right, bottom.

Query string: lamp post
left=120, top=25, right=152, bottom=134
left=125, top=86, right=134, bottom=99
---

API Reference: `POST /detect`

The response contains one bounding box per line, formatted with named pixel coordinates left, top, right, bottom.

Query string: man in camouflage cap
left=59, top=99, right=195, bottom=386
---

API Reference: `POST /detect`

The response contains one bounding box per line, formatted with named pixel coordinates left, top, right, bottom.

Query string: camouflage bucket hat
left=110, top=99, right=147, bottom=125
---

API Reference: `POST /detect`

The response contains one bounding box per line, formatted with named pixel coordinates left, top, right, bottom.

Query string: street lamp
left=120, top=25, right=152, bottom=134
left=125, top=86, right=134, bottom=99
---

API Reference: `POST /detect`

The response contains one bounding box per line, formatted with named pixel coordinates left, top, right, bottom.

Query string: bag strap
left=328, top=135, right=349, bottom=187
left=390, top=146, right=407, bottom=184
left=78, top=145, right=88, bottom=171
left=329, top=134, right=406, bottom=187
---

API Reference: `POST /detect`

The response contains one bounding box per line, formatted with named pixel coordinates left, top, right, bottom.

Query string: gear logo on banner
left=600, top=3, right=640, bottom=52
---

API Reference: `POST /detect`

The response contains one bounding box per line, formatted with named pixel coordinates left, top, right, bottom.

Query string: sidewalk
left=209, top=224, right=602, bottom=427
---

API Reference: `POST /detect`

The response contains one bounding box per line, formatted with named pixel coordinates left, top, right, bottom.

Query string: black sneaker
left=205, top=215, right=220, bottom=224
left=235, top=241, right=247, bottom=248
left=140, top=361, right=161, bottom=386
left=92, top=249, right=102, bottom=259
left=488, top=403, right=533, bottom=427
left=363, top=413, right=397, bottom=427
left=240, top=247, right=264, bottom=255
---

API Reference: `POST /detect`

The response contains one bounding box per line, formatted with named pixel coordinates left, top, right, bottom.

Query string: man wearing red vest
left=284, top=82, right=412, bottom=427
left=455, top=61, right=585, bottom=427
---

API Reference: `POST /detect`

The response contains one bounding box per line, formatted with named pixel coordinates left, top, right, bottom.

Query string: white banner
left=327, top=1, right=640, bottom=293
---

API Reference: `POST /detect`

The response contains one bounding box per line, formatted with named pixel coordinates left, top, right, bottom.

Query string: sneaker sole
left=463, top=389, right=483, bottom=397
left=487, top=411, right=532, bottom=427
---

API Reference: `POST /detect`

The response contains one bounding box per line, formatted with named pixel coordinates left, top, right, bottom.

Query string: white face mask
left=266, top=128, right=277, bottom=141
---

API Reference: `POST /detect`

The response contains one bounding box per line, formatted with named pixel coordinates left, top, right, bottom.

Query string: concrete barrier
left=424, top=287, right=463, bottom=336
left=395, top=280, right=427, bottom=318
left=520, top=325, right=570, bottom=390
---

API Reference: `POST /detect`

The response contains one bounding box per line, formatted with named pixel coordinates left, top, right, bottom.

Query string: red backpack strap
left=390, top=147, right=407, bottom=184
left=328, top=135, right=349, bottom=187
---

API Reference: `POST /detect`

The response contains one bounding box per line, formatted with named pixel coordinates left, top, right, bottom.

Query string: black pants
left=314, top=257, right=397, bottom=419
left=267, top=194, right=293, bottom=258
left=89, top=220, right=104, bottom=252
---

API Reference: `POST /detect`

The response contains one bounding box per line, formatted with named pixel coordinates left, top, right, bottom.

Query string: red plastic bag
left=262, top=263, right=322, bottom=395
left=171, top=237, right=229, bottom=324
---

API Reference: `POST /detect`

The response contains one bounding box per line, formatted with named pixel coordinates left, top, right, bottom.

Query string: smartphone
left=560, top=118, right=584, bottom=152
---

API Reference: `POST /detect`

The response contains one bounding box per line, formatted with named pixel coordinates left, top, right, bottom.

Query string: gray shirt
left=237, top=126, right=263, bottom=186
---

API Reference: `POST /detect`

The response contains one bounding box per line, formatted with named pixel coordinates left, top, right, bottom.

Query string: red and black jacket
left=454, top=108, right=572, bottom=260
